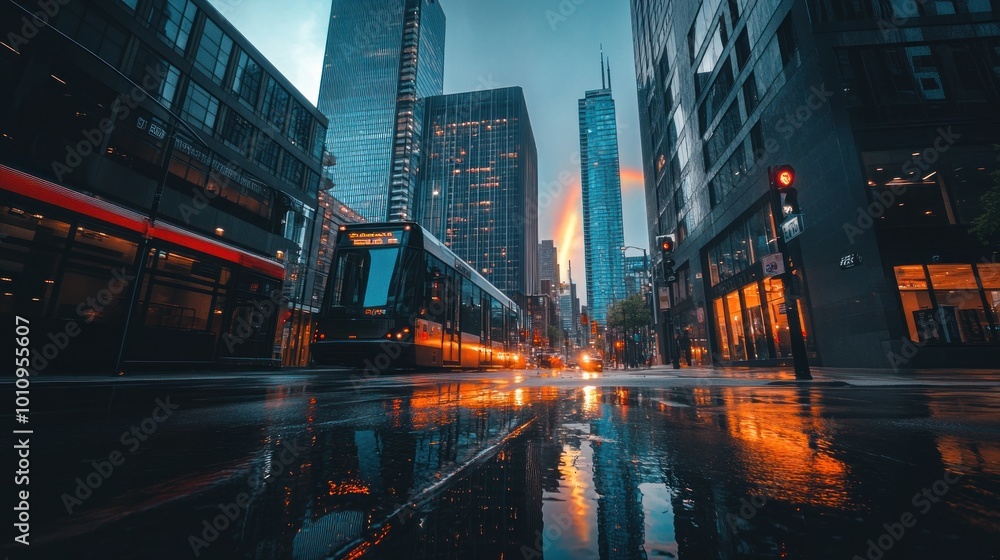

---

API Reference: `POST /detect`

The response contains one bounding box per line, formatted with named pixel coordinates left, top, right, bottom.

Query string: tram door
left=442, top=270, right=461, bottom=364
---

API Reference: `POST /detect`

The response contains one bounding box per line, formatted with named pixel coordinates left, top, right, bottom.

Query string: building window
left=777, top=11, right=797, bottom=67
left=735, top=29, right=751, bottom=71
left=895, top=264, right=999, bottom=344
left=231, top=50, right=263, bottom=109
left=131, top=47, right=181, bottom=109
left=219, top=109, right=253, bottom=156
left=147, top=0, right=198, bottom=54
left=312, top=122, right=326, bottom=160
left=281, top=152, right=304, bottom=188
left=194, top=18, right=234, bottom=85
left=261, top=76, right=290, bottom=132
left=253, top=133, right=280, bottom=174
left=181, top=82, right=219, bottom=132
left=707, top=203, right=777, bottom=286
left=286, top=103, right=312, bottom=152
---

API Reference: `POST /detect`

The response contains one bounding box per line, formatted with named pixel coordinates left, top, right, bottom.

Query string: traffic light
left=770, top=164, right=799, bottom=217
left=773, top=165, right=795, bottom=189
left=657, top=234, right=677, bottom=284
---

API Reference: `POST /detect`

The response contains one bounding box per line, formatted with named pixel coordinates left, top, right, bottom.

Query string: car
left=537, top=351, right=563, bottom=369
left=580, top=353, right=603, bottom=372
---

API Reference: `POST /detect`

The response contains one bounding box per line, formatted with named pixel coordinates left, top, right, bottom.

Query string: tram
left=311, top=222, right=526, bottom=369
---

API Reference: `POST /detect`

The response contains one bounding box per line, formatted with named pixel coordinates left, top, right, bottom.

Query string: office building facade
left=631, top=0, right=1000, bottom=368
left=579, top=59, right=628, bottom=326
left=0, top=0, right=328, bottom=371
left=416, top=87, right=539, bottom=308
left=317, top=0, right=445, bottom=222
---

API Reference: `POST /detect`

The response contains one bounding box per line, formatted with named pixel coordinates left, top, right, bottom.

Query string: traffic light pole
left=665, top=280, right=680, bottom=369
left=768, top=166, right=812, bottom=380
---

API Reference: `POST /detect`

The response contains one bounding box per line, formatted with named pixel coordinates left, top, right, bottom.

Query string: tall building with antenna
left=579, top=48, right=627, bottom=326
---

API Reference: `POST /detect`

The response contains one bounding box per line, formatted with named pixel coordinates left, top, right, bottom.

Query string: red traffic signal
left=773, top=165, right=795, bottom=190
left=657, top=235, right=675, bottom=253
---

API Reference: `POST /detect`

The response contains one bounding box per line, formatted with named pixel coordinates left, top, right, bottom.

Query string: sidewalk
left=594, top=363, right=1000, bottom=386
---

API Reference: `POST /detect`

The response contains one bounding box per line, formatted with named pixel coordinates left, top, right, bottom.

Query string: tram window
left=491, top=300, right=505, bottom=341
left=395, top=249, right=420, bottom=315
left=331, top=248, right=400, bottom=311
left=460, top=277, right=479, bottom=334
left=424, top=256, right=446, bottom=320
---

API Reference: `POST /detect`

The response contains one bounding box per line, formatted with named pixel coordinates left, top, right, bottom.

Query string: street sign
left=780, top=214, right=804, bottom=242
left=658, top=287, right=670, bottom=310
left=762, top=253, right=785, bottom=277
left=840, top=253, right=863, bottom=270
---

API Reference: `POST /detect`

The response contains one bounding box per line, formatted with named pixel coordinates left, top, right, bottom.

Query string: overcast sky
left=208, top=0, right=648, bottom=304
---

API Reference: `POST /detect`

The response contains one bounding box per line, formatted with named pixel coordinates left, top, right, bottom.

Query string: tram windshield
left=330, top=247, right=401, bottom=313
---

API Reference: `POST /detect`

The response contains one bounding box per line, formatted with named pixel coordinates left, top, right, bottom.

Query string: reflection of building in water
left=649, top=386, right=1000, bottom=559
left=591, top=389, right=647, bottom=559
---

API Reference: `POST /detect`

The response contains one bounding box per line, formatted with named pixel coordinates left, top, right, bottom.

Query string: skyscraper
left=579, top=52, right=627, bottom=326
left=317, top=0, right=445, bottom=222
left=538, top=240, right=560, bottom=287
left=416, top=87, right=539, bottom=308
left=538, top=240, right=561, bottom=305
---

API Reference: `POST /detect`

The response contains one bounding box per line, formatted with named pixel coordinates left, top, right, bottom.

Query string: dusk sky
left=208, top=0, right=648, bottom=304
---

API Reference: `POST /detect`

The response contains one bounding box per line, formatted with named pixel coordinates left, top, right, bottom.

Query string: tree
left=607, top=295, right=652, bottom=331
left=606, top=295, right=653, bottom=368
left=970, top=146, right=1000, bottom=245
left=547, top=325, right=563, bottom=347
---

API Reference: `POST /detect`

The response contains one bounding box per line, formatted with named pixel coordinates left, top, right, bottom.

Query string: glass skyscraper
left=317, top=0, right=445, bottom=222
left=416, top=87, right=539, bottom=308
left=579, top=57, right=627, bottom=326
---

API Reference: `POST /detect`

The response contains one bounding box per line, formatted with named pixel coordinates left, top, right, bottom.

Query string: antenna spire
left=607, top=58, right=612, bottom=90
left=600, top=45, right=605, bottom=89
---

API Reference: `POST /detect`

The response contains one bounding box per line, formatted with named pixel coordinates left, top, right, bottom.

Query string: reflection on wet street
left=15, top=373, right=1000, bottom=559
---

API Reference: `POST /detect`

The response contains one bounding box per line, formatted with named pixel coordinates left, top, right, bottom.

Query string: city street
left=3, top=367, right=999, bottom=559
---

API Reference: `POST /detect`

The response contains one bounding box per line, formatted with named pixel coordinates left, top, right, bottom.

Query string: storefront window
left=743, top=283, right=770, bottom=360
left=726, top=290, right=747, bottom=361
left=895, top=265, right=935, bottom=343
left=712, top=298, right=728, bottom=361
left=980, top=264, right=1000, bottom=341
left=895, top=263, right=999, bottom=344
left=764, top=278, right=792, bottom=358
left=928, top=264, right=991, bottom=343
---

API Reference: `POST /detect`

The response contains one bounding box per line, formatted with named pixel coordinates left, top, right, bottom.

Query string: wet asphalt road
left=3, top=367, right=1000, bottom=560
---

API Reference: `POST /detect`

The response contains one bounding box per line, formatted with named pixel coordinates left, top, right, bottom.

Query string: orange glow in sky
left=620, top=167, right=645, bottom=191
left=549, top=167, right=646, bottom=298
left=555, top=186, right=581, bottom=277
